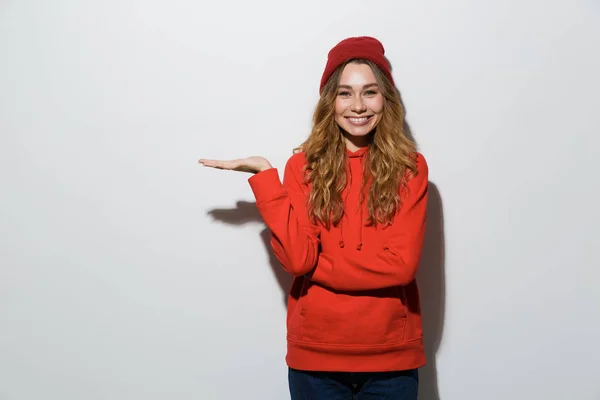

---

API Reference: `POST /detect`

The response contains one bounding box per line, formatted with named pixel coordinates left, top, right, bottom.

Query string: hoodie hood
left=346, top=146, right=369, bottom=158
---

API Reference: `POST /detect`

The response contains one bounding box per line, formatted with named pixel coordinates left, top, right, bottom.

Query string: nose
left=351, top=96, right=366, bottom=113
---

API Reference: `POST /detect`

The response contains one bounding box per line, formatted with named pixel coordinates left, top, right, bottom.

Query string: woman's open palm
left=198, top=156, right=272, bottom=174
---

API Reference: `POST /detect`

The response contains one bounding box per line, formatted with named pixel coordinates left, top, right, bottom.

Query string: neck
left=343, top=132, right=372, bottom=152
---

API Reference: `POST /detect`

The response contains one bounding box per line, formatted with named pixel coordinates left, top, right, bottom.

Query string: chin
left=342, top=124, right=376, bottom=138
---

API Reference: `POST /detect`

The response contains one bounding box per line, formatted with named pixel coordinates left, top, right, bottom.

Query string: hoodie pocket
left=297, top=282, right=408, bottom=345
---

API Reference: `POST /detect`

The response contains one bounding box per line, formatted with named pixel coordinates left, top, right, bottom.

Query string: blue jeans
left=288, top=367, right=418, bottom=400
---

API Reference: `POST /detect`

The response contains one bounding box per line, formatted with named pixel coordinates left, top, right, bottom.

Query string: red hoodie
left=248, top=146, right=428, bottom=372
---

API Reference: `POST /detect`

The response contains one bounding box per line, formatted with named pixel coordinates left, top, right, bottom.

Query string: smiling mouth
left=345, top=116, right=373, bottom=126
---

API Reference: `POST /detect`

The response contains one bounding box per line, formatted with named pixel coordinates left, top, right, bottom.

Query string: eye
left=338, top=91, right=351, bottom=97
left=364, top=90, right=378, bottom=96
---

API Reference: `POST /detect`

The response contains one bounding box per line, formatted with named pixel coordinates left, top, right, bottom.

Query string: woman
left=199, top=36, right=428, bottom=399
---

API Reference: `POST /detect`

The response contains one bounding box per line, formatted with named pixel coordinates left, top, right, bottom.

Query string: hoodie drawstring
left=338, top=155, right=364, bottom=251
left=357, top=204, right=363, bottom=251
left=339, top=218, right=345, bottom=248
left=339, top=176, right=349, bottom=249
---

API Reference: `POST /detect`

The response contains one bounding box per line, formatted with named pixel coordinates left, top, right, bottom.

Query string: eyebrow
left=338, top=83, right=379, bottom=90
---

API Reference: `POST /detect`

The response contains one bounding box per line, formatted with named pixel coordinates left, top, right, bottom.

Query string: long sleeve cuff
left=248, top=168, right=285, bottom=204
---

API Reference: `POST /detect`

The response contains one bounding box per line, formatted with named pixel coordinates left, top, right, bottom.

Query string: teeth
left=349, top=117, right=368, bottom=123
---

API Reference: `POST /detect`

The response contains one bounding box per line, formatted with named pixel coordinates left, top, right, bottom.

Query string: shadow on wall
left=207, top=201, right=293, bottom=306
left=207, top=184, right=445, bottom=400
left=416, top=182, right=446, bottom=400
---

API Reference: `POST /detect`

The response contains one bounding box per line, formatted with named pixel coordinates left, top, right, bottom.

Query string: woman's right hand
left=198, top=156, right=272, bottom=174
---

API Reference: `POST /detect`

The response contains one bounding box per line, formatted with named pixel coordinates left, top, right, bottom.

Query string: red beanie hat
left=319, top=36, right=394, bottom=94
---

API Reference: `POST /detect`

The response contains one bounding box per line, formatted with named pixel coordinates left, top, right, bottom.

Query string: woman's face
left=334, top=63, right=384, bottom=150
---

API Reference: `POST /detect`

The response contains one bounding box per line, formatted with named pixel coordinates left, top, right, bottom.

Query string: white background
left=1, top=1, right=599, bottom=399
